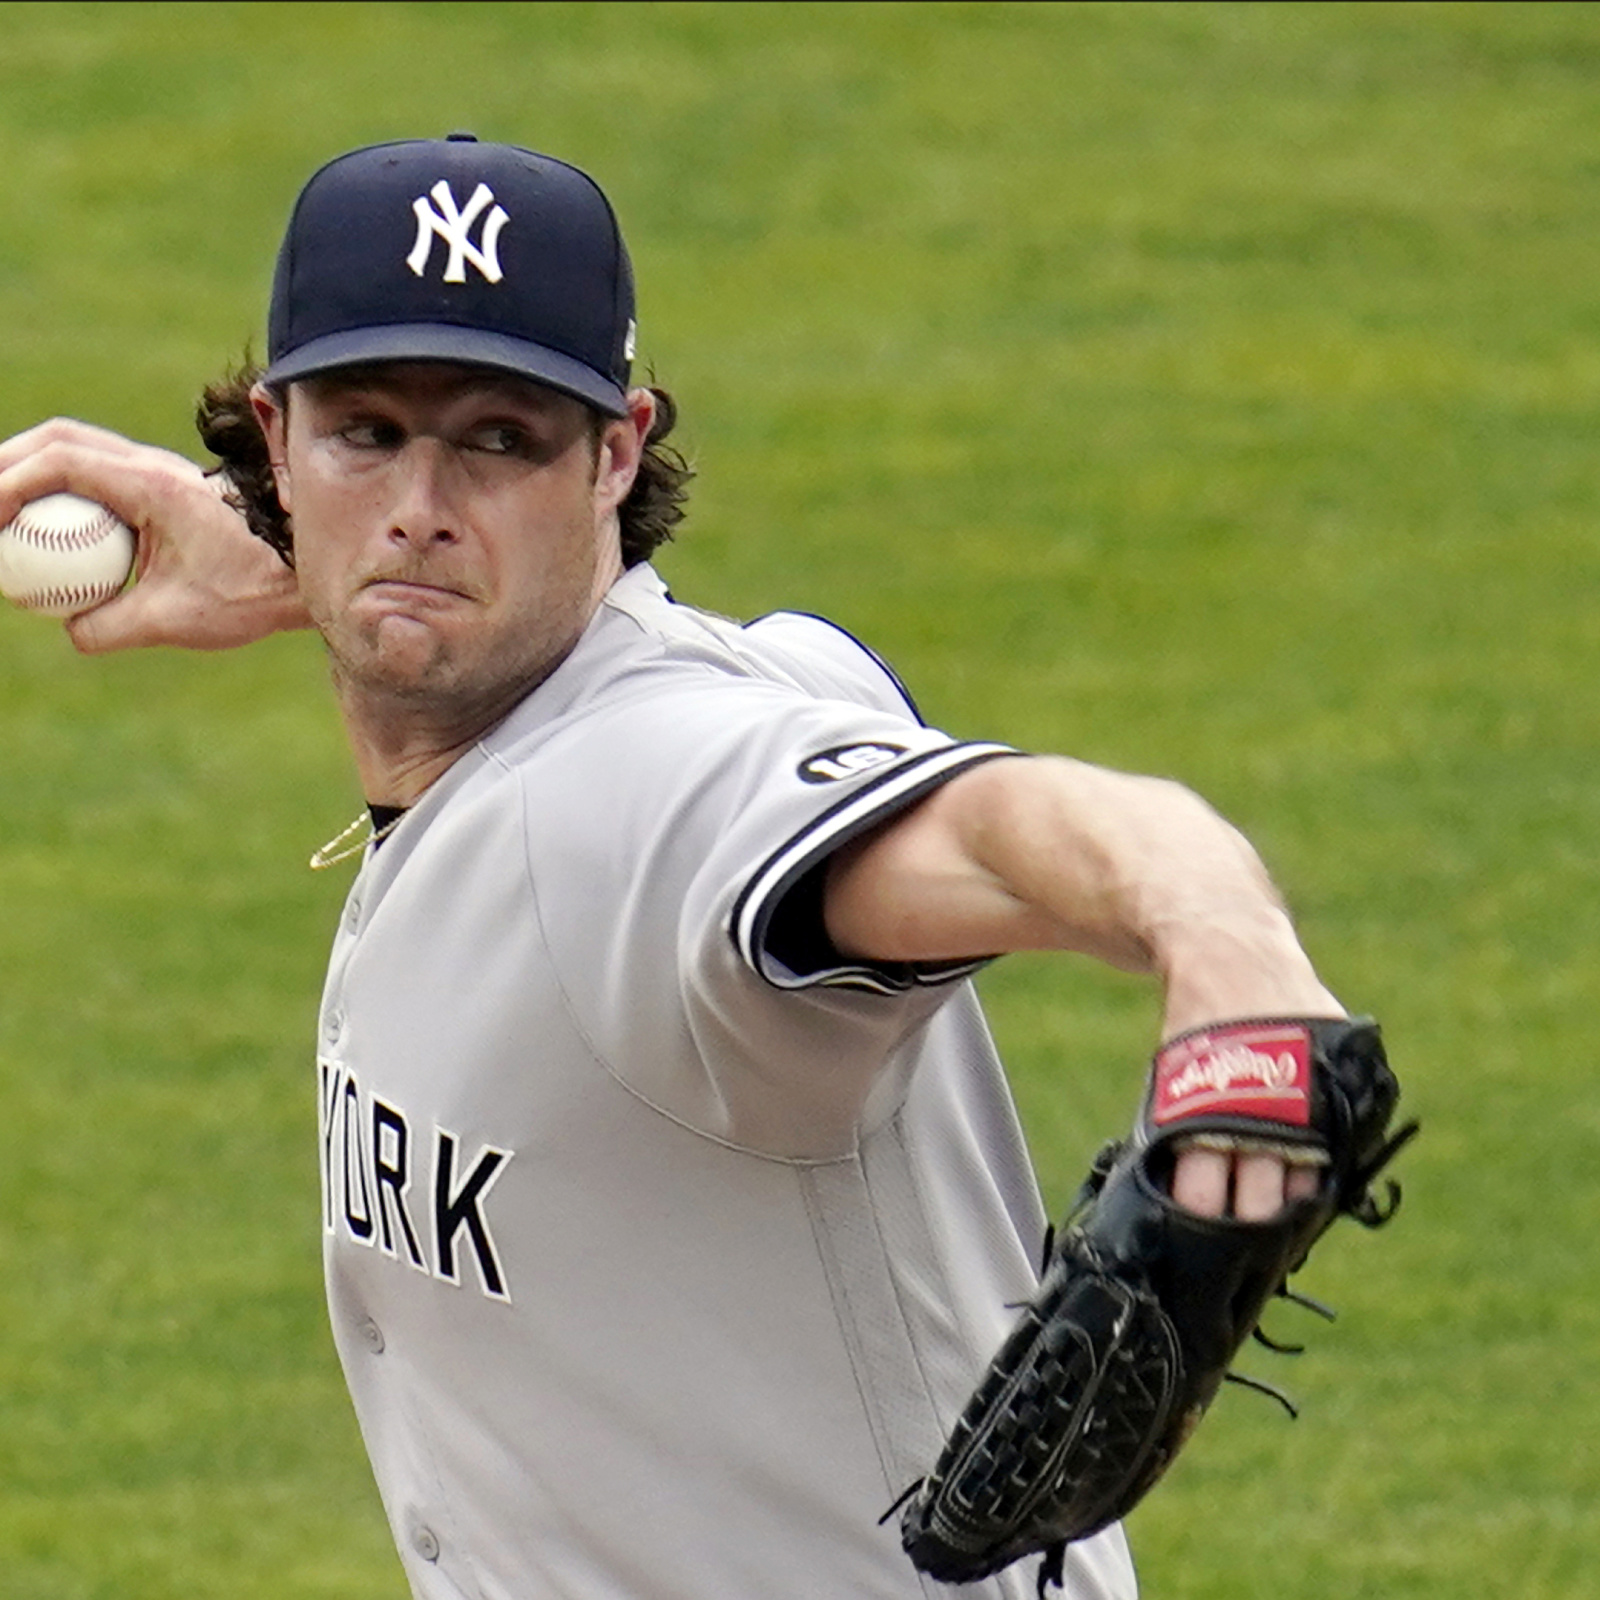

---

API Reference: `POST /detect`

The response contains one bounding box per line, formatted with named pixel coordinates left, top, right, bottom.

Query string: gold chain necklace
left=309, top=809, right=406, bottom=871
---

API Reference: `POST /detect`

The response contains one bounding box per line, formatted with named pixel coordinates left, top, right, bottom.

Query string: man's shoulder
left=597, top=565, right=920, bottom=719
left=464, top=567, right=929, bottom=802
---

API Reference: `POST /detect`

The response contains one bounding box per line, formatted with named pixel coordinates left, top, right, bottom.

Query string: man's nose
left=387, top=437, right=458, bottom=546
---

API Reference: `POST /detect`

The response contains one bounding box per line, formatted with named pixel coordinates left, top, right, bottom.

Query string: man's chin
left=328, top=618, right=459, bottom=699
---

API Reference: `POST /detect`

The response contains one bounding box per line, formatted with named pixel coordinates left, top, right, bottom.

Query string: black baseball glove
left=893, top=1016, right=1417, bottom=1594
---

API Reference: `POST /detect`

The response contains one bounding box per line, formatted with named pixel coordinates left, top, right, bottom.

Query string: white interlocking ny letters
left=407, top=180, right=509, bottom=284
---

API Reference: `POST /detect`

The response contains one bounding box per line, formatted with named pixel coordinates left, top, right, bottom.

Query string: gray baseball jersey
left=316, top=563, right=1137, bottom=1600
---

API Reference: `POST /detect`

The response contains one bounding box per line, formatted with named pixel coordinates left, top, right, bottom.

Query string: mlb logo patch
left=796, top=742, right=906, bottom=784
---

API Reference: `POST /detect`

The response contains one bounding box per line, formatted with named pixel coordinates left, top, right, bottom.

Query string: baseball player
left=0, top=137, right=1348, bottom=1599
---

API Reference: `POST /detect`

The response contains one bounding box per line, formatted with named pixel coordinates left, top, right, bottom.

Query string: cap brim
left=261, top=323, right=629, bottom=416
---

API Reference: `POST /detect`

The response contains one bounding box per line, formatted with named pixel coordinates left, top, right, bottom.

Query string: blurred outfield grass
left=0, top=2, right=1595, bottom=1595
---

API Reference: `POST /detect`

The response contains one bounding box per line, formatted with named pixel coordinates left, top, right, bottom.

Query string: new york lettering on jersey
left=319, top=1059, right=515, bottom=1300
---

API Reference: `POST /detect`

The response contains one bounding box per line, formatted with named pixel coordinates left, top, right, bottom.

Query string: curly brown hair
left=194, top=361, right=693, bottom=569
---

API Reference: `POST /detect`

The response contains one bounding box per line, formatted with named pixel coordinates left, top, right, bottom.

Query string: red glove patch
left=1152, top=1020, right=1313, bottom=1129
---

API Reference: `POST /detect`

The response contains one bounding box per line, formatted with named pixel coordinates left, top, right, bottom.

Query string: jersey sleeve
left=730, top=739, right=1018, bottom=994
left=512, top=671, right=1024, bottom=1158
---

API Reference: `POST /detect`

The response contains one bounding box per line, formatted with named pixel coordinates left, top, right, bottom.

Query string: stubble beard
left=324, top=606, right=564, bottom=743
left=321, top=543, right=610, bottom=745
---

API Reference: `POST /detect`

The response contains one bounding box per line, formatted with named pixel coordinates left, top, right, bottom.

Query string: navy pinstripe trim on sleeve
left=730, top=742, right=1024, bottom=993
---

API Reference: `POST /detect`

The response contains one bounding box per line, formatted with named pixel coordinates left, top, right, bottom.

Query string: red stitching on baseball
left=20, top=582, right=120, bottom=611
left=12, top=510, right=117, bottom=552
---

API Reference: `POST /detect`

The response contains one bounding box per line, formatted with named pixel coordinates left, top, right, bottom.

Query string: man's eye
left=338, top=419, right=403, bottom=448
left=467, top=424, right=532, bottom=456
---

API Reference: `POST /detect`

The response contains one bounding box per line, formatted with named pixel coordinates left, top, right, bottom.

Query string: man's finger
left=0, top=434, right=207, bottom=535
left=1232, top=1152, right=1290, bottom=1221
left=65, top=585, right=164, bottom=654
left=1285, top=1163, right=1320, bottom=1203
left=1171, top=1145, right=1229, bottom=1217
left=0, top=417, right=142, bottom=477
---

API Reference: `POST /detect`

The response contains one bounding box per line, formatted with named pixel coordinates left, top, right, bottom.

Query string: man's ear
left=249, top=382, right=293, bottom=514
left=595, top=388, right=656, bottom=516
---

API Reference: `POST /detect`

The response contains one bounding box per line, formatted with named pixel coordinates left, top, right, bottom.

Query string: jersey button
left=358, top=1317, right=384, bottom=1354
left=325, top=1008, right=345, bottom=1045
left=409, top=1519, right=441, bottom=1563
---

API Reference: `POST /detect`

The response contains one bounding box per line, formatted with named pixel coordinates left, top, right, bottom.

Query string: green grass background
left=0, top=2, right=1593, bottom=1594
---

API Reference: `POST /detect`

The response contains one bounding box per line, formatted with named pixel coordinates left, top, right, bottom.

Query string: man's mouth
left=359, top=574, right=476, bottom=603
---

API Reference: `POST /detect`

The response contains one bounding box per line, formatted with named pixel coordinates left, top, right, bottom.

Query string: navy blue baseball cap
left=263, top=133, right=636, bottom=415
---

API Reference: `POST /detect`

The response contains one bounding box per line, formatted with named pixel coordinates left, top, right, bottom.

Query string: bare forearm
left=825, top=754, right=1340, bottom=1036
left=976, top=758, right=1340, bottom=1034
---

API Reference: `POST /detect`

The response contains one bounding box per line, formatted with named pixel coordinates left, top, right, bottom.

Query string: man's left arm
left=823, top=752, right=1341, bottom=1218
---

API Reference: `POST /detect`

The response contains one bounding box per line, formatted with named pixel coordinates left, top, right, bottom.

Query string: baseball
left=0, top=493, right=136, bottom=617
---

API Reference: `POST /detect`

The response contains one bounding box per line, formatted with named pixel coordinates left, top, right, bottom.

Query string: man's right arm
left=0, top=418, right=309, bottom=652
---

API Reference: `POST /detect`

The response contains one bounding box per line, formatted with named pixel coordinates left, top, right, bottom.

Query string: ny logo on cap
left=407, top=180, right=509, bottom=284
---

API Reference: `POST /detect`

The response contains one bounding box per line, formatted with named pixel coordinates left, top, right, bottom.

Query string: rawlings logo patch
left=1152, top=1021, right=1312, bottom=1127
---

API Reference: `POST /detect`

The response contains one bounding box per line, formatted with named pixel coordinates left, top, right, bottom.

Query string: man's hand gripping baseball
left=0, top=417, right=307, bottom=651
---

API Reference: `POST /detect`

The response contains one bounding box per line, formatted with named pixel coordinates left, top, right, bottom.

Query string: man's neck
left=336, top=675, right=539, bottom=806
left=329, top=549, right=623, bottom=806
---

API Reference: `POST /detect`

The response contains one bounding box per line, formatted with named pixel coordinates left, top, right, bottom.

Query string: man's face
left=255, top=363, right=642, bottom=722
